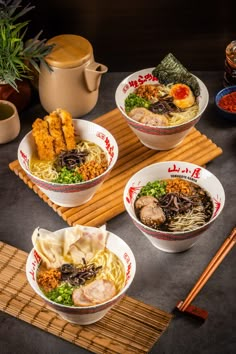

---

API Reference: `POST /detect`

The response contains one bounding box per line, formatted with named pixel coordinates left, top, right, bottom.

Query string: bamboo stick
left=106, top=121, right=132, bottom=136
left=0, top=298, right=165, bottom=353
left=0, top=243, right=172, bottom=354
left=93, top=108, right=123, bottom=126
left=71, top=203, right=124, bottom=226
left=0, top=290, right=170, bottom=354
left=188, top=147, right=223, bottom=166
left=179, top=227, right=236, bottom=312
left=8, top=109, right=223, bottom=228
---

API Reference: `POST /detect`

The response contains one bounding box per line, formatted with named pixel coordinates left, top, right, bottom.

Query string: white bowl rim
left=115, top=67, right=209, bottom=130
left=18, top=119, right=119, bottom=186
left=123, top=161, right=225, bottom=236
left=26, top=227, right=136, bottom=310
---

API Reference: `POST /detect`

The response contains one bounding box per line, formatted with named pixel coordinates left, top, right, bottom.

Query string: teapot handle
left=84, top=62, right=108, bottom=92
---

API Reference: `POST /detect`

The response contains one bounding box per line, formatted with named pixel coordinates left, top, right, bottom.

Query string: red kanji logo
left=191, top=168, right=201, bottom=179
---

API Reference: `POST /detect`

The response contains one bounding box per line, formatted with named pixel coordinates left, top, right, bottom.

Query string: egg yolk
left=170, top=84, right=195, bottom=109
left=171, top=84, right=190, bottom=99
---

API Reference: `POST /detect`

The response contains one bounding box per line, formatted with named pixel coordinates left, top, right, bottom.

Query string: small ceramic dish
left=215, top=86, right=236, bottom=122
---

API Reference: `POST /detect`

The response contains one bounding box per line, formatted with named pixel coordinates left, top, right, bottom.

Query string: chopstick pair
left=176, top=227, right=236, bottom=320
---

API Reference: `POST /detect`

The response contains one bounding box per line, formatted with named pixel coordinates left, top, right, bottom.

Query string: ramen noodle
left=125, top=83, right=199, bottom=127
left=30, top=109, right=109, bottom=184
left=134, top=178, right=213, bottom=232
left=30, top=140, right=108, bottom=183
left=33, top=226, right=125, bottom=306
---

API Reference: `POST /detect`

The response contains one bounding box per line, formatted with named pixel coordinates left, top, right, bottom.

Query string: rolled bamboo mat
left=0, top=241, right=173, bottom=354
left=9, top=108, right=223, bottom=227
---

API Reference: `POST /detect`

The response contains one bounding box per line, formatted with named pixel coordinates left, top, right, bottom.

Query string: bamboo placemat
left=0, top=241, right=173, bottom=354
left=9, top=108, right=223, bottom=227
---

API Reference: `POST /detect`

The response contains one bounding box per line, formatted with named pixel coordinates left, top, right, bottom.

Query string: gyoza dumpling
left=68, top=226, right=108, bottom=264
left=63, top=225, right=83, bottom=258
left=32, top=227, right=64, bottom=269
left=69, top=244, right=90, bottom=265
left=31, top=225, right=108, bottom=269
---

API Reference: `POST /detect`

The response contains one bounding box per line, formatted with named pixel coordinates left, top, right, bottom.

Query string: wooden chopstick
left=179, top=227, right=236, bottom=312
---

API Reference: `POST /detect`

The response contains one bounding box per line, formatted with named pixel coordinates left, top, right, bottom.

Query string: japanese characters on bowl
left=123, top=161, right=225, bottom=253
left=26, top=225, right=136, bottom=325
left=115, top=53, right=209, bottom=150
left=18, top=109, right=118, bottom=207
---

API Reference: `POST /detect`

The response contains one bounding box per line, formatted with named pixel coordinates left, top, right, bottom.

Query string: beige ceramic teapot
left=38, top=34, right=108, bottom=117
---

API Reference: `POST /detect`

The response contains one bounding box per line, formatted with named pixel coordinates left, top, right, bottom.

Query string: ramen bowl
left=26, top=225, right=136, bottom=325
left=123, top=161, right=225, bottom=253
left=115, top=68, right=209, bottom=150
left=18, top=119, right=118, bottom=207
left=215, top=85, right=236, bottom=122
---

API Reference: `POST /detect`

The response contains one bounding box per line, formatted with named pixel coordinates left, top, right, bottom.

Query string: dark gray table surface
left=0, top=71, right=235, bottom=354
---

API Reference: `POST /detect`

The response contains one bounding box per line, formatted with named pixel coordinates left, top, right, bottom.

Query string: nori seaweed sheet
left=152, top=53, right=200, bottom=97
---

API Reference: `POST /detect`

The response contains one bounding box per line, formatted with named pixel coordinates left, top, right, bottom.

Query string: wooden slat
left=0, top=242, right=172, bottom=354
left=9, top=108, right=223, bottom=227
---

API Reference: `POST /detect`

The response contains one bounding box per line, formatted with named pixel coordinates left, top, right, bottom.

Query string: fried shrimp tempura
left=32, top=118, right=55, bottom=160
left=32, top=109, right=76, bottom=160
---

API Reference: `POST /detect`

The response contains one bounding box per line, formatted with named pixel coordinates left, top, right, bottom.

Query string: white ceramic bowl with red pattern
left=26, top=225, right=136, bottom=325
left=18, top=119, right=118, bottom=207
left=115, top=68, right=209, bottom=150
left=123, top=161, right=225, bottom=253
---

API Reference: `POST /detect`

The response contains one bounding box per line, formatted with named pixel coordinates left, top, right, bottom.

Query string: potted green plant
left=0, top=0, right=54, bottom=111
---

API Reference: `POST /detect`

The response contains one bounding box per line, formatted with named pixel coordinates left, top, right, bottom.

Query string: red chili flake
left=218, top=92, right=236, bottom=112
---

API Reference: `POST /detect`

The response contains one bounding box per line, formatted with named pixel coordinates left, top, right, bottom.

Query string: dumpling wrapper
left=32, top=225, right=108, bottom=269
left=65, top=226, right=108, bottom=264
left=32, top=227, right=64, bottom=268
left=63, top=226, right=83, bottom=257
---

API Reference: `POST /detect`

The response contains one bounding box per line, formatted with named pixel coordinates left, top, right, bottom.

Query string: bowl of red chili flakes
left=215, top=85, right=236, bottom=121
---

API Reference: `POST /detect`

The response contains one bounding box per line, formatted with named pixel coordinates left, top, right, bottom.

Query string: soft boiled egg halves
left=170, top=83, right=195, bottom=109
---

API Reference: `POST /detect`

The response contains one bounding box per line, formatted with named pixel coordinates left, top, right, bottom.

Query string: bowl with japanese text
left=18, top=109, right=118, bottom=207
left=115, top=57, right=209, bottom=150
left=26, top=225, right=136, bottom=325
left=215, top=85, right=236, bottom=121
left=123, top=161, right=225, bottom=253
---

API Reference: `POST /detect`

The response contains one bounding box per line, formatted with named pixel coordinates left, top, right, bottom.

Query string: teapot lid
left=45, top=34, right=93, bottom=68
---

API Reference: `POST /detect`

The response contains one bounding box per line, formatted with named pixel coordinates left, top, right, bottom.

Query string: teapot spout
left=84, top=62, right=108, bottom=92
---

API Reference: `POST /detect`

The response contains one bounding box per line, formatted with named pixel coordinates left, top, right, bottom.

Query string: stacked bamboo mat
left=9, top=108, right=223, bottom=227
left=0, top=241, right=173, bottom=354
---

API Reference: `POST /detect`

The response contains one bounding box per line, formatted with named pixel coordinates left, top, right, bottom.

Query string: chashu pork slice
left=140, top=202, right=166, bottom=228
left=72, top=279, right=116, bottom=306
left=135, top=195, right=159, bottom=210
left=129, top=107, right=168, bottom=126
